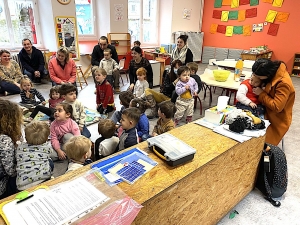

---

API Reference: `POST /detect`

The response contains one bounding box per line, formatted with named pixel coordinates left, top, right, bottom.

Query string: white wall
left=110, top=0, right=128, bottom=33
left=96, top=0, right=110, bottom=37
left=171, top=0, right=201, bottom=33
left=159, top=0, right=173, bottom=44
left=38, top=0, right=76, bottom=51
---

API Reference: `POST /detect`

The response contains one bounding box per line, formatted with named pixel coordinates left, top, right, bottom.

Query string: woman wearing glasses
left=252, top=58, right=295, bottom=145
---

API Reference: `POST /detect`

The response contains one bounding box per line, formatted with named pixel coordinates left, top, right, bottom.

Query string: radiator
left=11, top=53, right=23, bottom=72
left=172, top=31, right=204, bottom=62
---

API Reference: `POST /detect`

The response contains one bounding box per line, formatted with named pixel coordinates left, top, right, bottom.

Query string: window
left=75, top=0, right=96, bottom=38
left=0, top=0, right=40, bottom=48
left=128, top=0, right=158, bottom=45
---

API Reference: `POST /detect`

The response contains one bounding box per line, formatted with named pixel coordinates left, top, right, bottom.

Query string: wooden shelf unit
left=292, top=53, right=300, bottom=77
left=107, top=33, right=131, bottom=56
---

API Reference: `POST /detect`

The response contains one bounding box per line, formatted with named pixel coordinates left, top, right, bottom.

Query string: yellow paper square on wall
left=272, top=0, right=283, bottom=7
left=265, top=10, right=278, bottom=23
left=231, top=0, right=239, bottom=8
left=226, top=26, right=234, bottom=36
left=221, top=11, right=229, bottom=22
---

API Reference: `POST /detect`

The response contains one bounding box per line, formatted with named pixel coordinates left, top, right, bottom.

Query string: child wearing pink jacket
left=50, top=102, right=80, bottom=160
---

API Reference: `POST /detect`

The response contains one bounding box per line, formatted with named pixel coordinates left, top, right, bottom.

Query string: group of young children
left=0, top=55, right=264, bottom=199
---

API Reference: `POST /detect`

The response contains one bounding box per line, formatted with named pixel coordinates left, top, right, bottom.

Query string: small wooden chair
left=76, top=64, right=88, bottom=89
left=119, top=58, right=129, bottom=85
left=194, top=95, right=203, bottom=115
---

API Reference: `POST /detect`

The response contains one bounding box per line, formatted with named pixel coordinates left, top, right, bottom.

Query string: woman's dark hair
left=56, top=103, right=75, bottom=120
left=177, top=35, right=189, bottom=45
left=169, top=59, right=183, bottom=82
left=252, top=58, right=283, bottom=83
left=177, top=66, right=190, bottom=76
left=131, top=46, right=142, bottom=56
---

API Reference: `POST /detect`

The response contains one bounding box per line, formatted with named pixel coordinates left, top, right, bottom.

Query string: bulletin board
left=55, top=16, right=80, bottom=59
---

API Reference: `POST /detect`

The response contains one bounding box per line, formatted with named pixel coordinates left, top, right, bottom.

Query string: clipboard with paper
left=0, top=170, right=141, bottom=225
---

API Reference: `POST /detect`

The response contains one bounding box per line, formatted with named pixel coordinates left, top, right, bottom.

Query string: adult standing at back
left=49, top=47, right=76, bottom=86
left=171, top=35, right=193, bottom=65
left=129, top=46, right=153, bottom=90
left=19, top=39, right=47, bottom=83
left=252, top=58, right=295, bottom=146
left=91, top=36, right=120, bottom=91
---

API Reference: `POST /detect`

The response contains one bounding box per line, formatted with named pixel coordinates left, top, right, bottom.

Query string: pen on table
left=16, top=194, right=34, bottom=204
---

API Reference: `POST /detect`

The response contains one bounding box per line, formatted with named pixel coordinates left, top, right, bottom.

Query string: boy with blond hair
left=95, top=119, right=119, bottom=160
left=16, top=121, right=54, bottom=190
left=65, top=136, right=93, bottom=173
left=99, top=48, right=120, bottom=93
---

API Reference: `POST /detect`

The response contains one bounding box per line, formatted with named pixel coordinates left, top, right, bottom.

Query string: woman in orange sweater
left=252, top=58, right=295, bottom=146
left=49, top=47, right=76, bottom=86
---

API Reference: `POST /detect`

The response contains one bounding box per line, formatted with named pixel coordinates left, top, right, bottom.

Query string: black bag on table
left=255, top=143, right=288, bottom=207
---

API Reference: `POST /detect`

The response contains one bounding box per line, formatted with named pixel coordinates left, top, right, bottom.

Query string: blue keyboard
left=116, top=161, right=146, bottom=183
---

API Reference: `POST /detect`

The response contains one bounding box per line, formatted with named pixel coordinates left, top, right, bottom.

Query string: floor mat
left=23, top=107, right=107, bottom=126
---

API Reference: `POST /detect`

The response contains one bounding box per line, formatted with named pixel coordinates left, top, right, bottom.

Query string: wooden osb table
left=0, top=123, right=265, bottom=225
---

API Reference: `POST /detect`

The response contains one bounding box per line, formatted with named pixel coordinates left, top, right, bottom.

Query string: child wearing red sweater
left=93, top=67, right=115, bottom=114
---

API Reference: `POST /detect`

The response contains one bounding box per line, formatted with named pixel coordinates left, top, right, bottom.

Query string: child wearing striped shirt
left=19, top=76, right=45, bottom=107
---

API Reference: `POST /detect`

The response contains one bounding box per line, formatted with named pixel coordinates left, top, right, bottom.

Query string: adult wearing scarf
left=171, top=35, right=193, bottom=65
left=252, top=58, right=295, bottom=145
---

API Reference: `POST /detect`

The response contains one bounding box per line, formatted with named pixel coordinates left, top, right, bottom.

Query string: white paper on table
left=16, top=177, right=110, bottom=225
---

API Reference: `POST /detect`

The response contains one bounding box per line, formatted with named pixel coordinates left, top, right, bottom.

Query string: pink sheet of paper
left=246, top=8, right=257, bottom=18
left=267, top=23, right=280, bottom=36
left=213, top=10, right=222, bottom=19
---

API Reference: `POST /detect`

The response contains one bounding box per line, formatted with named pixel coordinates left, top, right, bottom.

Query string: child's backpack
left=255, top=143, right=288, bottom=207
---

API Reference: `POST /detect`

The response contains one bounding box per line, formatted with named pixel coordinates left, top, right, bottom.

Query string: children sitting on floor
left=25, top=86, right=64, bottom=122
left=142, top=100, right=176, bottom=140
left=236, top=74, right=265, bottom=117
left=50, top=102, right=80, bottom=160
left=19, top=76, right=46, bottom=107
left=133, top=67, right=149, bottom=98
left=92, top=67, right=115, bottom=115
left=117, top=107, right=140, bottom=151
left=65, top=136, right=93, bottom=173
left=174, top=66, right=198, bottom=126
left=94, top=119, right=119, bottom=160
left=59, top=83, right=91, bottom=138
left=99, top=48, right=120, bottom=92
left=130, top=98, right=150, bottom=139
left=111, top=90, right=134, bottom=124
left=16, top=121, right=54, bottom=190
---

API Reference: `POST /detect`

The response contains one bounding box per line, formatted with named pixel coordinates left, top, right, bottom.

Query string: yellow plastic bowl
left=213, top=70, right=231, bottom=82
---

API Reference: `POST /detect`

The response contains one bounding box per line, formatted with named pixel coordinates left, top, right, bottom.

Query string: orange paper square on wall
left=238, top=10, right=246, bottom=21
left=262, top=0, right=273, bottom=3
left=222, top=0, right=231, bottom=5
left=210, top=24, right=218, bottom=34
left=243, top=25, right=251, bottom=36
left=275, top=12, right=290, bottom=22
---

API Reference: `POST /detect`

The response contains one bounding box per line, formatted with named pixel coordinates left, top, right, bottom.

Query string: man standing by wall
left=19, top=39, right=47, bottom=84
left=91, top=36, right=120, bottom=93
